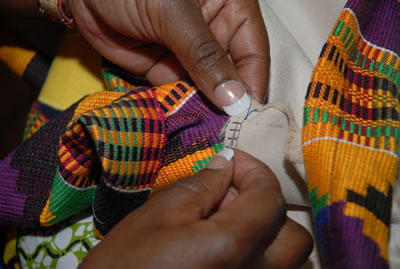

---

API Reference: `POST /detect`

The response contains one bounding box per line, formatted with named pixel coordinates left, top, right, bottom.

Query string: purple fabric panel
left=165, top=92, right=228, bottom=148
left=320, top=202, right=389, bottom=269
left=346, top=0, right=400, bottom=54
left=0, top=151, right=28, bottom=225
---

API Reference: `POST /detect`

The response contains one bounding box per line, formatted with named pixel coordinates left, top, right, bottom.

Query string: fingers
left=263, top=218, right=314, bottom=269
left=73, top=0, right=269, bottom=111
left=159, top=0, right=251, bottom=115
left=207, top=151, right=311, bottom=268
left=209, top=150, right=286, bottom=253
left=144, top=148, right=235, bottom=226
left=145, top=52, right=188, bottom=85
left=206, top=0, right=270, bottom=103
left=229, top=0, right=270, bottom=103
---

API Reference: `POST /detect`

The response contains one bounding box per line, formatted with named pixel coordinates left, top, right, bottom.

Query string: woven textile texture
left=302, top=0, right=400, bottom=268
left=0, top=62, right=227, bottom=237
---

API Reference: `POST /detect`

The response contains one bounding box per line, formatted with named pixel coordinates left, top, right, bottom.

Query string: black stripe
left=313, top=82, right=322, bottom=98
left=332, top=90, right=339, bottom=105
left=159, top=103, right=168, bottom=113
left=177, top=83, right=189, bottom=93
left=347, top=185, right=392, bottom=226
left=320, top=43, right=328, bottom=57
left=171, top=89, right=182, bottom=100
left=328, top=45, right=336, bottom=61
left=165, top=95, right=175, bottom=106
left=323, top=85, right=331, bottom=101
left=305, top=83, right=312, bottom=99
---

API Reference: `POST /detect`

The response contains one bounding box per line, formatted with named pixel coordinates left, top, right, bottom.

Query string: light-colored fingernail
left=215, top=80, right=251, bottom=116
left=206, top=148, right=234, bottom=169
left=217, top=186, right=239, bottom=210
left=228, top=186, right=239, bottom=197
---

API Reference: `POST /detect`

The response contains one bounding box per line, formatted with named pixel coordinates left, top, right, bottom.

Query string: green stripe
left=48, top=172, right=96, bottom=225
left=387, top=66, right=393, bottom=79
left=340, top=117, right=346, bottom=130
left=345, top=33, right=354, bottom=48
left=348, top=42, right=356, bottom=56
left=362, top=56, right=368, bottom=69
left=376, top=125, right=382, bottom=138
left=385, top=125, right=391, bottom=137
left=332, top=114, right=338, bottom=126
left=192, top=143, right=224, bottom=173
left=355, top=52, right=362, bottom=66
left=322, top=110, right=329, bottom=123
left=369, top=60, right=376, bottom=72
left=304, top=107, right=310, bottom=126
left=334, top=21, right=345, bottom=36
left=395, top=128, right=400, bottom=141
left=309, top=187, right=329, bottom=219
left=349, top=121, right=355, bottom=134
left=366, top=126, right=372, bottom=138
left=342, top=26, right=351, bottom=42
left=378, top=62, right=385, bottom=74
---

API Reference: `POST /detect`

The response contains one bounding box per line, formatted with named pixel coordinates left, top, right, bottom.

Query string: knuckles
left=170, top=174, right=216, bottom=212
left=187, top=38, right=227, bottom=73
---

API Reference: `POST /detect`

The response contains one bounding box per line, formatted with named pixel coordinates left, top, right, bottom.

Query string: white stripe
left=104, top=178, right=153, bottom=194
left=168, top=89, right=197, bottom=116
left=302, top=136, right=400, bottom=160
left=344, top=8, right=400, bottom=61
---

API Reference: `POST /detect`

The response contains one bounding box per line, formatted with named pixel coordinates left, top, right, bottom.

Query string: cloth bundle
left=0, top=65, right=228, bottom=236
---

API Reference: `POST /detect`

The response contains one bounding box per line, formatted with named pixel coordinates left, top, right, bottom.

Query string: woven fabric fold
left=0, top=67, right=227, bottom=235
left=302, top=0, right=400, bottom=268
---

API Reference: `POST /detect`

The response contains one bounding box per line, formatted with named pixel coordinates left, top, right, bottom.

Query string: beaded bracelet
left=38, top=0, right=75, bottom=27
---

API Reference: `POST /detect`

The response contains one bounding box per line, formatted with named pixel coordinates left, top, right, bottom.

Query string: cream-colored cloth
left=257, top=2, right=345, bottom=267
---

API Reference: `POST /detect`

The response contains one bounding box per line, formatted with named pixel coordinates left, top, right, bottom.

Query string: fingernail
left=218, top=186, right=239, bottom=210
left=215, top=80, right=251, bottom=116
left=206, top=148, right=234, bottom=169
left=228, top=186, right=239, bottom=196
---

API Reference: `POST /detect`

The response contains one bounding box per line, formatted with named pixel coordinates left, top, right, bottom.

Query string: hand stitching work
left=223, top=97, right=258, bottom=149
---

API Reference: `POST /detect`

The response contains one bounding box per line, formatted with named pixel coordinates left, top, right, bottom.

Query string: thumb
left=161, top=0, right=251, bottom=116
left=146, top=148, right=235, bottom=226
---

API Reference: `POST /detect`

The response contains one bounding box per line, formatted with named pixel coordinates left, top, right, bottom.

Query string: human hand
left=68, top=0, right=270, bottom=113
left=79, top=150, right=312, bottom=269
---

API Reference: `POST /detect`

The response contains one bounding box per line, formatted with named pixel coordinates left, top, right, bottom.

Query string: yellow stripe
left=0, top=44, right=35, bottom=77
left=153, top=147, right=217, bottom=192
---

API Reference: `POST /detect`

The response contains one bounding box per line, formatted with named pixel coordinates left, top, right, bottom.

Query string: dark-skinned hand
left=68, top=0, right=270, bottom=113
left=79, top=150, right=313, bottom=269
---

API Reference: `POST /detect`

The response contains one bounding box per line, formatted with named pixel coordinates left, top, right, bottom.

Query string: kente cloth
left=302, top=0, right=400, bottom=268
left=0, top=62, right=228, bottom=236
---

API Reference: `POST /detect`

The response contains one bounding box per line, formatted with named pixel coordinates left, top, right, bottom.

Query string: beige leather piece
left=224, top=102, right=309, bottom=206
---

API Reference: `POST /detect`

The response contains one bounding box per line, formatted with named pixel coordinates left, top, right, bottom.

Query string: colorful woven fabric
left=0, top=61, right=227, bottom=237
left=302, top=0, right=400, bottom=268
